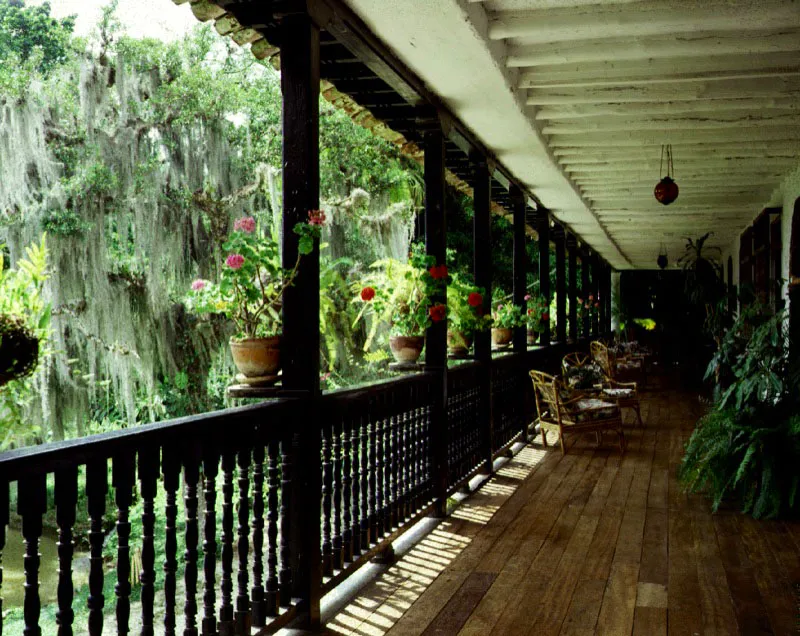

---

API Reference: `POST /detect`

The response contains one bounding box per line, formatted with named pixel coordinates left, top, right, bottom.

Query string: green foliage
left=447, top=273, right=491, bottom=337
left=0, top=1, right=75, bottom=73
left=41, top=208, right=93, bottom=236
left=491, top=288, right=524, bottom=329
left=524, top=293, right=549, bottom=330
left=0, top=235, right=51, bottom=448
left=680, top=307, right=800, bottom=519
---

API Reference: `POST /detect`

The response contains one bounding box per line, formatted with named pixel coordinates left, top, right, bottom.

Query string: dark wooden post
left=537, top=209, right=551, bottom=346
left=424, top=125, right=448, bottom=517
left=605, top=264, right=613, bottom=334
left=727, top=255, right=735, bottom=316
left=591, top=254, right=600, bottom=336
left=554, top=225, right=566, bottom=343
left=598, top=262, right=606, bottom=336
left=581, top=249, right=590, bottom=339
left=567, top=234, right=577, bottom=342
left=472, top=156, right=493, bottom=474
left=280, top=12, right=321, bottom=628
left=511, top=185, right=527, bottom=353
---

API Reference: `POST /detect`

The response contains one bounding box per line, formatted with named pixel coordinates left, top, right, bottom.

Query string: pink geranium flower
left=226, top=254, right=245, bottom=270
left=191, top=279, right=206, bottom=291
left=233, top=216, right=256, bottom=233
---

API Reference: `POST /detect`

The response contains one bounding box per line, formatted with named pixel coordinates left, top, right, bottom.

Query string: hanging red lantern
left=654, top=145, right=678, bottom=205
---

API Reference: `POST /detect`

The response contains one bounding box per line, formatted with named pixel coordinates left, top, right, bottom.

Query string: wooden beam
left=518, top=52, right=800, bottom=88
left=537, top=210, right=551, bottom=345
left=555, top=141, right=800, bottom=158
left=549, top=128, right=800, bottom=146
left=490, top=1, right=800, bottom=42
left=581, top=249, right=590, bottom=338
left=568, top=234, right=578, bottom=341
left=544, top=113, right=800, bottom=134
left=511, top=184, right=527, bottom=352
left=554, top=226, right=566, bottom=343
left=508, top=29, right=800, bottom=68
left=527, top=77, right=800, bottom=104
left=537, top=99, right=800, bottom=120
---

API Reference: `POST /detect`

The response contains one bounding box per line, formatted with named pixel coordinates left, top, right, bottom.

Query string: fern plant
left=680, top=306, right=800, bottom=519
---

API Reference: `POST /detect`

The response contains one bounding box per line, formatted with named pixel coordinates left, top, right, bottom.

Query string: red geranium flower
left=429, top=264, right=448, bottom=280
left=467, top=292, right=483, bottom=307
left=360, top=286, right=376, bottom=302
left=429, top=303, right=447, bottom=322
left=594, top=302, right=600, bottom=308
left=542, top=312, right=550, bottom=321
left=588, top=294, right=594, bottom=302
left=307, top=209, right=327, bottom=226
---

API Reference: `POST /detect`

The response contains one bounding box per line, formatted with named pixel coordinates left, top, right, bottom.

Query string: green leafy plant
left=41, top=208, right=93, bottom=236
left=680, top=306, right=800, bottom=519
left=491, top=289, right=523, bottom=329
left=354, top=243, right=445, bottom=343
left=186, top=213, right=320, bottom=339
left=524, top=293, right=549, bottom=331
left=447, top=274, right=491, bottom=338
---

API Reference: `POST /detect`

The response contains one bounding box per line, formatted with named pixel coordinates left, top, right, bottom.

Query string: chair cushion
left=616, top=360, right=642, bottom=371
left=571, top=398, right=617, bottom=422
left=603, top=387, right=635, bottom=398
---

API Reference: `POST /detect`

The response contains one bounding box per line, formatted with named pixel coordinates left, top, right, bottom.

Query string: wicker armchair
left=530, top=370, right=626, bottom=455
left=589, top=342, right=644, bottom=427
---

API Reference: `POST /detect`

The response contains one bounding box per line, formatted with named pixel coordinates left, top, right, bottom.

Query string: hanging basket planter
left=0, top=314, right=40, bottom=388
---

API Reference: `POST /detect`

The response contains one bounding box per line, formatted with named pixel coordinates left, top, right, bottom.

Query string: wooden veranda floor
left=319, top=383, right=800, bottom=636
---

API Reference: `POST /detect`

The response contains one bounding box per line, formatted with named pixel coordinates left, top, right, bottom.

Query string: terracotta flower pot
left=447, top=331, right=472, bottom=356
left=389, top=335, right=425, bottom=364
left=491, top=327, right=512, bottom=346
left=527, top=329, right=538, bottom=346
left=229, top=336, right=281, bottom=378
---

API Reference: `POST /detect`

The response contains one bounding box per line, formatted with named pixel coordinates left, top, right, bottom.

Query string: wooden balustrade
left=0, top=346, right=585, bottom=634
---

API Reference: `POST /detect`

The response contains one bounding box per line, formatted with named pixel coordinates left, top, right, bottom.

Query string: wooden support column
left=280, top=13, right=321, bottom=628
left=567, top=234, right=578, bottom=342
left=472, top=157, right=493, bottom=474
left=606, top=265, right=613, bottom=334
left=598, top=262, right=607, bottom=336
left=591, top=254, right=600, bottom=336
left=581, top=249, right=590, bottom=339
left=537, top=209, right=551, bottom=346
left=424, top=125, right=448, bottom=517
left=511, top=185, right=527, bottom=353
left=554, top=225, right=566, bottom=343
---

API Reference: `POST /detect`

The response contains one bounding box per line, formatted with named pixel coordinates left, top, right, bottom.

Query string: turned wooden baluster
left=112, top=453, right=135, bottom=635
left=265, top=439, right=280, bottom=616
left=235, top=449, right=252, bottom=634
left=162, top=446, right=180, bottom=636
left=279, top=433, right=293, bottom=608
left=55, top=468, right=77, bottom=636
left=19, top=474, right=46, bottom=636
left=359, top=414, right=370, bottom=550
left=0, top=481, right=7, bottom=636
left=219, top=451, right=235, bottom=635
left=201, top=450, right=219, bottom=636
left=86, top=459, right=107, bottom=636
left=138, top=447, right=159, bottom=636
left=251, top=443, right=266, bottom=627
left=183, top=442, right=201, bottom=636
left=373, top=406, right=384, bottom=539
left=349, top=416, right=360, bottom=558
left=321, top=424, right=333, bottom=577
left=341, top=416, right=353, bottom=563
left=331, top=419, right=343, bottom=570
left=368, top=403, right=379, bottom=543
left=390, top=412, right=400, bottom=529
left=399, top=409, right=410, bottom=520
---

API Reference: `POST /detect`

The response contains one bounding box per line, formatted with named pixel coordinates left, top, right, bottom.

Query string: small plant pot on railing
left=491, top=327, right=512, bottom=348
left=389, top=335, right=425, bottom=364
left=447, top=331, right=472, bottom=357
left=229, top=336, right=281, bottom=386
left=526, top=330, right=538, bottom=346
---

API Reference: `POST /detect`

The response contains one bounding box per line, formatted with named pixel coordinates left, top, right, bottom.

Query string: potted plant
left=355, top=244, right=446, bottom=364
left=186, top=212, right=321, bottom=383
left=491, top=290, right=523, bottom=347
left=446, top=275, right=491, bottom=356
left=524, top=293, right=549, bottom=345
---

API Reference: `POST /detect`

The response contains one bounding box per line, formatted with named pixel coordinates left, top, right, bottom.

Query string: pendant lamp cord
left=660, top=144, right=674, bottom=179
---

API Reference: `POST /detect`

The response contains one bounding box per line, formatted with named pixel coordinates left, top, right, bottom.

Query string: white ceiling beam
left=543, top=114, right=800, bottom=134
left=489, top=1, right=800, bottom=42
left=548, top=128, right=800, bottom=146
left=507, top=29, right=800, bottom=67
left=553, top=140, right=800, bottom=155
left=568, top=165, right=792, bottom=176
left=563, top=157, right=795, bottom=169
left=588, top=195, right=767, bottom=205
left=536, top=99, right=800, bottom=120
left=518, top=52, right=800, bottom=88
left=527, top=77, right=800, bottom=104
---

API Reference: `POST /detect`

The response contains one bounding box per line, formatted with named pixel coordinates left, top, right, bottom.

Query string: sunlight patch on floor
left=322, top=441, right=548, bottom=635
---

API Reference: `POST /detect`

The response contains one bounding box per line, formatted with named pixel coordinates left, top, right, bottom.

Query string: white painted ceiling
left=342, top=0, right=800, bottom=269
